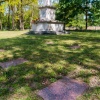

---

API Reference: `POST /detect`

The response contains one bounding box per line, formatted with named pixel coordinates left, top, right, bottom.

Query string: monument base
left=29, top=31, right=56, bottom=35
left=30, top=21, right=70, bottom=35
left=29, top=30, right=70, bottom=35
left=32, top=21, right=64, bottom=34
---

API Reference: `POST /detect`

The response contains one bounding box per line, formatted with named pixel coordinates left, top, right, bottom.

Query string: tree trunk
left=63, top=12, right=66, bottom=32
left=20, top=18, right=24, bottom=30
left=30, top=17, right=32, bottom=30
left=63, top=23, right=66, bottom=32
left=95, top=26, right=96, bottom=31
left=20, top=0, right=24, bottom=30
left=16, top=4, right=20, bottom=29
left=11, top=6, right=15, bottom=30
left=85, top=1, right=88, bottom=30
left=30, top=6, right=34, bottom=30
left=8, top=5, right=11, bottom=30
left=0, top=20, right=2, bottom=30
left=85, top=10, right=88, bottom=30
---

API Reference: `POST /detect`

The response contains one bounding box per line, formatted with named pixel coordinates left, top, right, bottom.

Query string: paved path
left=0, top=58, right=27, bottom=68
left=38, top=77, right=88, bottom=100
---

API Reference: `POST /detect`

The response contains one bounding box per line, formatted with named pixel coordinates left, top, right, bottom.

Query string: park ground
left=0, top=30, right=100, bottom=100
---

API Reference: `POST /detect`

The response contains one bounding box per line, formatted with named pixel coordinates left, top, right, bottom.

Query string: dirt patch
left=46, top=41, right=54, bottom=45
left=70, top=45, right=81, bottom=49
left=89, top=76, right=100, bottom=87
left=67, top=67, right=84, bottom=78
left=0, top=49, right=5, bottom=52
left=70, top=44, right=81, bottom=50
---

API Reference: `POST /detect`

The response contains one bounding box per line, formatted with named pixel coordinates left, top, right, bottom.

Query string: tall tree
left=0, top=0, right=39, bottom=30
left=18, top=0, right=38, bottom=30
left=56, top=0, right=96, bottom=30
left=81, top=0, right=91, bottom=30
left=0, top=0, right=5, bottom=30
left=91, top=0, right=100, bottom=27
left=56, top=0, right=82, bottom=30
left=8, top=0, right=20, bottom=30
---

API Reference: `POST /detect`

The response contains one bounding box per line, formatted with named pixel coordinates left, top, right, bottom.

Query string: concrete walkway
left=38, top=77, right=88, bottom=100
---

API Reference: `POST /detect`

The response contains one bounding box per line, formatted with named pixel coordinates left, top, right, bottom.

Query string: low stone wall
left=66, top=26, right=100, bottom=30
left=87, top=26, right=100, bottom=30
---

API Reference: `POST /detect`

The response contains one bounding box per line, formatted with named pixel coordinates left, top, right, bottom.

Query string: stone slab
left=38, top=77, right=88, bottom=100
left=70, top=45, right=81, bottom=50
left=0, top=58, right=27, bottom=68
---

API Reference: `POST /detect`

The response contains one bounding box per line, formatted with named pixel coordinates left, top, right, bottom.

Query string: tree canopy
left=0, top=0, right=38, bottom=30
left=0, top=0, right=100, bottom=30
left=56, top=0, right=100, bottom=30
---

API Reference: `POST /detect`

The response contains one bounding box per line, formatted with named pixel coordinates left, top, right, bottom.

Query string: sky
left=38, top=0, right=59, bottom=5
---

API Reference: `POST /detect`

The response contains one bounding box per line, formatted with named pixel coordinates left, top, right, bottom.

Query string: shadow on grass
left=67, top=29, right=100, bottom=33
left=0, top=31, right=100, bottom=99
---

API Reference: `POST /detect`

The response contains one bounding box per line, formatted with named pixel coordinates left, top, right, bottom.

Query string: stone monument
left=31, top=0, right=64, bottom=34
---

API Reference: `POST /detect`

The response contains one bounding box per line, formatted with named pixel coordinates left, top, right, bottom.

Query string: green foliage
left=90, top=0, right=100, bottom=26
left=67, top=13, right=85, bottom=29
left=56, top=0, right=82, bottom=23
left=0, top=0, right=38, bottom=30
left=56, top=0, right=100, bottom=29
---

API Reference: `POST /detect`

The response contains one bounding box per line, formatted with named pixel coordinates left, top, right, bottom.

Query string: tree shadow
left=0, top=32, right=100, bottom=99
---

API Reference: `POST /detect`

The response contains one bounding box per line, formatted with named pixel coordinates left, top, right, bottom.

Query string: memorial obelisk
left=31, top=0, right=64, bottom=34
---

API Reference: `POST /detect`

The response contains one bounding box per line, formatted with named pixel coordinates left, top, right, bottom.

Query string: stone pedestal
left=32, top=21, right=64, bottom=34
left=31, top=0, right=64, bottom=35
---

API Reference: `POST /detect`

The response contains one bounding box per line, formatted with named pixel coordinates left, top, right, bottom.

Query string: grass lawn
left=0, top=30, right=100, bottom=100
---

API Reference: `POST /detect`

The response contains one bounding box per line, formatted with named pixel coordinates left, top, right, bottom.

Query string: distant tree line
left=56, top=0, right=100, bottom=30
left=0, top=0, right=38, bottom=30
left=0, top=0, right=100, bottom=31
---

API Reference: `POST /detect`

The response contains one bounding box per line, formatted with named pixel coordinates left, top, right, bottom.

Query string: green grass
left=0, top=30, right=100, bottom=100
left=0, top=30, right=28, bottom=39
